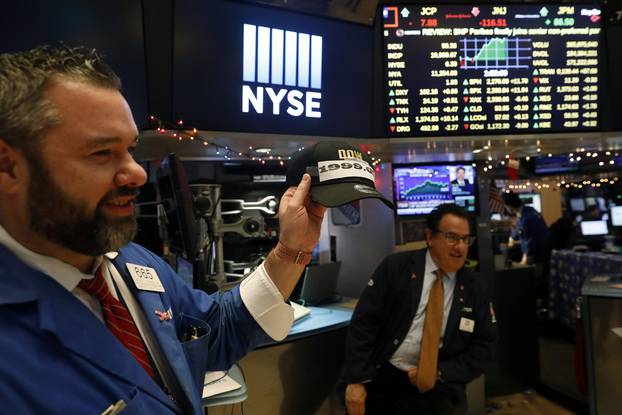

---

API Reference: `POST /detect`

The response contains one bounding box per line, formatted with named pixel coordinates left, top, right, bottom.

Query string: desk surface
left=257, top=300, right=355, bottom=348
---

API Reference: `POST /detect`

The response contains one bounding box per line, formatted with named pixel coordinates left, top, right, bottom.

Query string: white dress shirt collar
left=424, top=250, right=457, bottom=281
left=0, top=224, right=104, bottom=290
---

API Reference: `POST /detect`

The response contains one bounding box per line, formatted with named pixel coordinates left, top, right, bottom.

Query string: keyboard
left=290, top=301, right=311, bottom=322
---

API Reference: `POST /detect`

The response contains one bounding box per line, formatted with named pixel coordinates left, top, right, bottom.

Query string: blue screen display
left=393, top=164, right=477, bottom=215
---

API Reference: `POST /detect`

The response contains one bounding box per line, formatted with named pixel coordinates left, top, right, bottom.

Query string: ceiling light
left=255, top=147, right=272, bottom=154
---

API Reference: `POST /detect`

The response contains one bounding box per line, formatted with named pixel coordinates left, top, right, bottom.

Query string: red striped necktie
left=79, top=266, right=155, bottom=378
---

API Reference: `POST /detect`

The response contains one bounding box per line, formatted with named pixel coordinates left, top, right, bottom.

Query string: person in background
left=503, top=192, right=550, bottom=267
left=582, top=204, right=602, bottom=221
left=0, top=45, right=326, bottom=414
left=341, top=204, right=497, bottom=415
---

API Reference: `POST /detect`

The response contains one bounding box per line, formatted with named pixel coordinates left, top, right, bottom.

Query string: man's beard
left=27, top=159, right=139, bottom=256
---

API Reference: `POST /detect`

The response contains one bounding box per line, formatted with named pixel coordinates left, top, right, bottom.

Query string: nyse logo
left=242, top=24, right=322, bottom=118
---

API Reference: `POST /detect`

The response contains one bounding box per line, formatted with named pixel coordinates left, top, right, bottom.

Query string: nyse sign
left=242, top=24, right=323, bottom=118
left=242, top=86, right=321, bottom=117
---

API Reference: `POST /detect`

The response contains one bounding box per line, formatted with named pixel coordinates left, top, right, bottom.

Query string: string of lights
left=145, top=115, right=383, bottom=167
left=495, top=174, right=620, bottom=193
left=477, top=143, right=621, bottom=175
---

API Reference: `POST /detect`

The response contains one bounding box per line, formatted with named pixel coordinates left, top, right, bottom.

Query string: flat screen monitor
left=580, top=220, right=608, bottom=236
left=381, top=4, right=602, bottom=136
left=156, top=154, right=199, bottom=264
left=570, top=197, right=586, bottom=212
left=0, top=0, right=148, bottom=127
left=393, top=164, right=477, bottom=215
left=534, top=156, right=579, bottom=174
left=519, top=193, right=542, bottom=213
left=173, top=0, right=373, bottom=137
left=611, top=206, right=622, bottom=227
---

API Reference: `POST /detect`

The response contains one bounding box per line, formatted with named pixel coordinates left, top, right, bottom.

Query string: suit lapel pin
left=411, top=272, right=417, bottom=280
left=155, top=308, right=172, bottom=321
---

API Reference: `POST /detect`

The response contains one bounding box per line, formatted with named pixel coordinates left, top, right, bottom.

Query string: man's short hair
left=457, top=167, right=466, bottom=172
left=426, top=203, right=470, bottom=233
left=0, top=45, right=121, bottom=158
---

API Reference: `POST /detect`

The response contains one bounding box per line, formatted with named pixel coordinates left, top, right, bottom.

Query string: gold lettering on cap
left=337, top=149, right=363, bottom=160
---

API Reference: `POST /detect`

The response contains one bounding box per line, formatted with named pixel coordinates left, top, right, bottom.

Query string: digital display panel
left=534, top=155, right=579, bottom=174
left=570, top=197, right=586, bottom=212
left=382, top=4, right=602, bottom=136
left=519, top=193, right=542, bottom=213
left=0, top=0, right=148, bottom=126
left=393, top=164, right=477, bottom=215
left=611, top=206, right=622, bottom=227
left=580, top=220, right=608, bottom=236
left=174, top=0, right=373, bottom=137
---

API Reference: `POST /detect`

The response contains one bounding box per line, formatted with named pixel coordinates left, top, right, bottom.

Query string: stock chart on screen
left=382, top=4, right=602, bottom=136
left=393, top=164, right=477, bottom=215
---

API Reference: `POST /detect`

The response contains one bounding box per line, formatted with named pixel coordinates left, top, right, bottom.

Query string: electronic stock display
left=393, top=164, right=477, bottom=215
left=382, top=4, right=603, bottom=136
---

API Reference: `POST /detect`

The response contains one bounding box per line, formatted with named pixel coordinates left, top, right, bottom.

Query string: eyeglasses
left=437, top=232, right=476, bottom=247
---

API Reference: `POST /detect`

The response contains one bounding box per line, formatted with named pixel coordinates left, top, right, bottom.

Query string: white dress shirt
left=389, top=250, right=456, bottom=371
left=0, top=225, right=293, bottom=341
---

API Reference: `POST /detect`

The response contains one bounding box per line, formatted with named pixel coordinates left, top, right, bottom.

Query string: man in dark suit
left=451, top=167, right=471, bottom=193
left=341, top=204, right=497, bottom=415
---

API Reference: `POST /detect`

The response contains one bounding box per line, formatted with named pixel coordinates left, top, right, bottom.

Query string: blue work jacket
left=0, top=242, right=267, bottom=414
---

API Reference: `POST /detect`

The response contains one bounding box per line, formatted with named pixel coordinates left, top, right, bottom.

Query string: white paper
left=204, top=371, right=226, bottom=384
left=202, top=373, right=241, bottom=398
left=290, top=302, right=311, bottom=321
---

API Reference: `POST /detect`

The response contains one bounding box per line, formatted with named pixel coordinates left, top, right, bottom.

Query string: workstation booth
left=3, top=0, right=622, bottom=414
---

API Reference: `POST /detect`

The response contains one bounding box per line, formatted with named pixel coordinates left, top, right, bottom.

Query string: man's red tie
left=79, top=266, right=155, bottom=378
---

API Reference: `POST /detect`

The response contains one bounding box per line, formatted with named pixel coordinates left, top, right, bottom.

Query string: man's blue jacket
left=0, top=242, right=267, bottom=414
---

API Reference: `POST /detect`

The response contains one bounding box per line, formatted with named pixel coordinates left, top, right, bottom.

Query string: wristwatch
left=272, top=241, right=312, bottom=265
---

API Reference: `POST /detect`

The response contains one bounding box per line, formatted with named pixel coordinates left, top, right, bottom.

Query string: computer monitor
left=580, top=220, right=609, bottom=236
left=519, top=193, right=542, bottom=213
left=570, top=198, right=586, bottom=212
left=297, top=262, right=341, bottom=306
left=585, top=197, right=597, bottom=208
left=392, top=164, right=477, bottom=216
left=611, top=206, right=622, bottom=227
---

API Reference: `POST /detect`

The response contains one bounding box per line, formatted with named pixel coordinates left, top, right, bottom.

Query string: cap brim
left=310, top=182, right=395, bottom=210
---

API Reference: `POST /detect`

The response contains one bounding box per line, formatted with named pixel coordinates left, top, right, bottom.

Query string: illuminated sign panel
left=173, top=0, right=371, bottom=137
left=242, top=24, right=322, bottom=118
left=382, top=4, right=602, bottom=136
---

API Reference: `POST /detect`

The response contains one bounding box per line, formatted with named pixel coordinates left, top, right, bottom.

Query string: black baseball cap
left=286, top=141, right=395, bottom=209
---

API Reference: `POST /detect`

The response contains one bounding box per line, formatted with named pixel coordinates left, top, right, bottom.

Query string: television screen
left=534, top=155, right=579, bottom=174
left=570, top=197, right=586, bottom=212
left=174, top=0, right=373, bottom=137
left=580, top=220, right=608, bottom=236
left=0, top=0, right=148, bottom=127
left=519, top=193, right=542, bottom=213
left=381, top=4, right=602, bottom=136
left=393, top=164, right=477, bottom=215
left=611, top=206, right=622, bottom=226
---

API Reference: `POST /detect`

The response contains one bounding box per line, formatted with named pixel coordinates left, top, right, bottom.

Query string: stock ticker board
left=382, top=4, right=602, bottom=136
